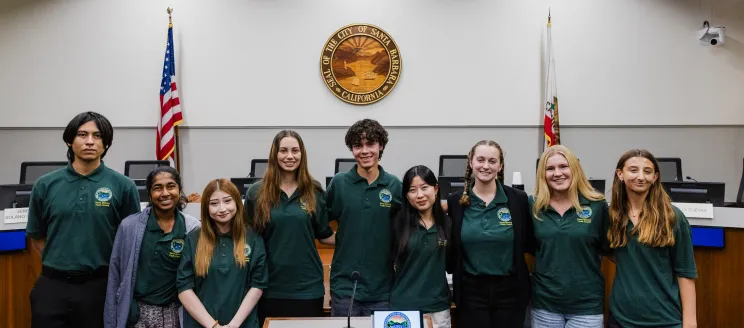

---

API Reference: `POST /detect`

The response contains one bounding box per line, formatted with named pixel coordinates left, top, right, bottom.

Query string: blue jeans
left=531, top=308, right=603, bottom=328
left=330, top=292, right=389, bottom=317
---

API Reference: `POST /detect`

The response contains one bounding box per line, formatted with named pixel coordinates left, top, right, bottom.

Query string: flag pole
left=167, top=7, right=182, bottom=173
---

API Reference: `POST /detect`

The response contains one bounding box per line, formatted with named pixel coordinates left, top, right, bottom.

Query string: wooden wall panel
left=0, top=243, right=41, bottom=328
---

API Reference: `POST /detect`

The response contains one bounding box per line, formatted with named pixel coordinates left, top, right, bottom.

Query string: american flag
left=157, top=20, right=183, bottom=161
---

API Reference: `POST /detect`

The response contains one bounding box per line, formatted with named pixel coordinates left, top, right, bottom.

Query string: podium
left=264, top=317, right=371, bottom=328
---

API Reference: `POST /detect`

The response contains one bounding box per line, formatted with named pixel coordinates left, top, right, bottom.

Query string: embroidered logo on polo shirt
left=95, top=187, right=112, bottom=207
left=384, top=312, right=412, bottom=328
left=497, top=207, right=512, bottom=226
left=244, top=244, right=252, bottom=263
left=379, top=189, right=392, bottom=208
left=577, top=205, right=593, bottom=223
left=300, top=200, right=307, bottom=211
left=169, top=239, right=185, bottom=258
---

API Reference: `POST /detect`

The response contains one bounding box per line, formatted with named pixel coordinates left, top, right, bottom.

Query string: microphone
left=686, top=176, right=699, bottom=182
left=345, top=271, right=361, bottom=328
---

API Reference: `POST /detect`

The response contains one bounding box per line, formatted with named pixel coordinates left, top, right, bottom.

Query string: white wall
left=1, top=0, right=743, bottom=127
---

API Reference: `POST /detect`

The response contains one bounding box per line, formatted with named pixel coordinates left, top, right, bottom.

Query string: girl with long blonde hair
left=529, top=145, right=607, bottom=327
left=177, top=179, right=267, bottom=328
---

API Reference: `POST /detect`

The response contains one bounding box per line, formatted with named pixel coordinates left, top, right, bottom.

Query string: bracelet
left=211, top=320, right=219, bottom=328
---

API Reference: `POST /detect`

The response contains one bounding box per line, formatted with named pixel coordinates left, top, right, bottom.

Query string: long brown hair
left=459, top=140, right=505, bottom=206
left=252, top=130, right=321, bottom=233
left=608, top=149, right=676, bottom=248
left=532, top=145, right=604, bottom=218
left=195, top=179, right=248, bottom=276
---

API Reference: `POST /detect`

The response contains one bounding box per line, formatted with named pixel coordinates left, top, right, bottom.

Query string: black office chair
left=249, top=159, right=268, bottom=178
left=439, top=155, right=468, bottom=177
left=737, top=158, right=744, bottom=207
left=124, top=160, right=171, bottom=179
left=656, top=157, right=683, bottom=182
left=334, top=158, right=356, bottom=174
left=20, top=161, right=67, bottom=184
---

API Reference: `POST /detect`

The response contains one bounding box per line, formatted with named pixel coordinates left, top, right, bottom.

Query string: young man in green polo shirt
left=327, top=119, right=402, bottom=317
left=26, top=112, right=141, bottom=328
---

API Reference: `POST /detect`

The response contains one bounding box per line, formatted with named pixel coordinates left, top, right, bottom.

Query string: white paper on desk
left=373, top=311, right=421, bottom=328
left=672, top=202, right=715, bottom=219
left=4, top=207, right=29, bottom=224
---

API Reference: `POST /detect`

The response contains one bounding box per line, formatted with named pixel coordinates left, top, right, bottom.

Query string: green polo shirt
left=177, top=228, right=268, bottom=328
left=244, top=182, right=334, bottom=299
left=134, top=210, right=187, bottom=305
left=26, top=163, right=141, bottom=271
left=529, top=195, right=608, bottom=315
left=461, top=181, right=513, bottom=276
left=327, top=164, right=402, bottom=301
left=390, top=224, right=451, bottom=313
left=610, top=206, right=697, bottom=328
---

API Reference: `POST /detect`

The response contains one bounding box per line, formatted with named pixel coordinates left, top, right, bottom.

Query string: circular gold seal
left=320, top=24, right=401, bottom=105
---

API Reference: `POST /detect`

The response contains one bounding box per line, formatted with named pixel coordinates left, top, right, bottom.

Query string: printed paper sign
left=672, top=202, right=714, bottom=219
left=4, top=207, right=29, bottom=224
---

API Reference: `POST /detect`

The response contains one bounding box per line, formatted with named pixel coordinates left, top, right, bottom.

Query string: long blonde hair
left=459, top=140, right=505, bottom=206
left=195, top=179, right=248, bottom=276
left=252, top=130, right=321, bottom=233
left=608, top=149, right=676, bottom=248
left=532, top=145, right=604, bottom=218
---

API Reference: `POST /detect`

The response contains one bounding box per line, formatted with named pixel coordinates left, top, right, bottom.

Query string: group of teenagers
left=24, top=111, right=698, bottom=328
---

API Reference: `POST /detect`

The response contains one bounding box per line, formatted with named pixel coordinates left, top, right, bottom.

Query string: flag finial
left=548, top=8, right=551, bottom=27
left=167, top=7, right=173, bottom=26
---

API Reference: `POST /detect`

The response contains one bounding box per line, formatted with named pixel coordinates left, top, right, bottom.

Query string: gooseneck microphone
left=686, top=176, right=699, bottom=182
left=344, top=271, right=362, bottom=328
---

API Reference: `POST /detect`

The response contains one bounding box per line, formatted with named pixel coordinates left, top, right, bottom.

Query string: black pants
left=457, top=273, right=523, bottom=328
left=30, top=274, right=108, bottom=328
left=607, top=312, right=623, bottom=328
left=257, top=297, right=324, bottom=327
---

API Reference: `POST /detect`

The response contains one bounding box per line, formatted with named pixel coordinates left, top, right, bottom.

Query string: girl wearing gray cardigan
left=104, top=167, right=201, bottom=328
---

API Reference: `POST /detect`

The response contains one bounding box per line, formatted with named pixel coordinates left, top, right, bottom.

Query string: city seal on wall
left=320, top=24, right=402, bottom=105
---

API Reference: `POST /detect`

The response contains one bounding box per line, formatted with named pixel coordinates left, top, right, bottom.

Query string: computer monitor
left=124, top=160, right=170, bottom=180
left=662, top=181, right=725, bottom=207
left=438, top=176, right=466, bottom=200
left=250, top=159, right=268, bottom=178
left=0, top=184, right=34, bottom=209
left=439, top=155, right=468, bottom=177
left=656, top=158, right=683, bottom=182
left=588, top=179, right=606, bottom=194
left=335, top=159, right=356, bottom=174
left=230, top=177, right=262, bottom=200
left=326, top=176, right=333, bottom=189
left=20, top=161, right=67, bottom=184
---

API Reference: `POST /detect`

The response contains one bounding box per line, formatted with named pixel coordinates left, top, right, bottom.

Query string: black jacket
left=446, top=185, right=534, bottom=316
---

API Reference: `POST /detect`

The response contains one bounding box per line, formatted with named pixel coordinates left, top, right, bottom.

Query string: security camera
left=698, top=21, right=726, bottom=46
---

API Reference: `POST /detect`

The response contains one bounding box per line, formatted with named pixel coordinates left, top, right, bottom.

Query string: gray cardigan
left=104, top=207, right=200, bottom=328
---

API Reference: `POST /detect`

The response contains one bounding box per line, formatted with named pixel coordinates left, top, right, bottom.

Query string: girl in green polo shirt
left=390, top=165, right=451, bottom=328
left=607, top=149, right=697, bottom=328
left=446, top=140, right=534, bottom=328
left=245, top=130, right=336, bottom=325
left=177, top=179, right=268, bottom=328
left=529, top=145, right=608, bottom=328
left=105, top=166, right=200, bottom=328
